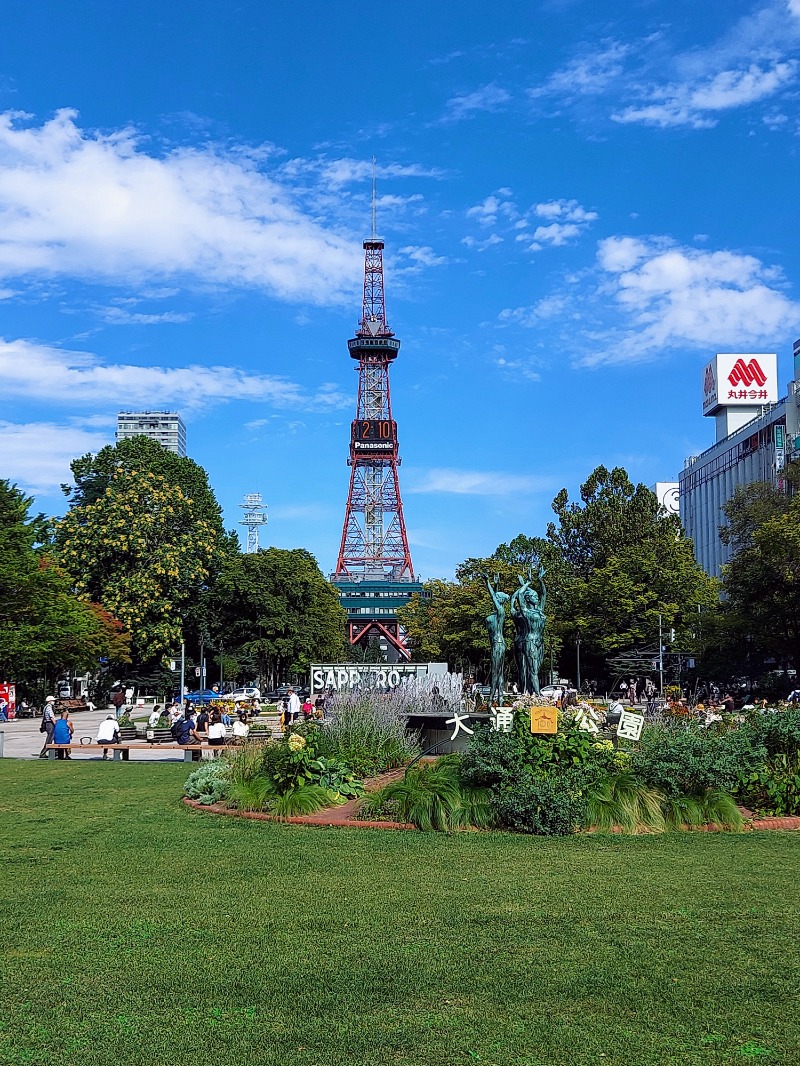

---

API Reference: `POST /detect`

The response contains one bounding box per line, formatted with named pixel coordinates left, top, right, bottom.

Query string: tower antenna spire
left=371, top=157, right=377, bottom=240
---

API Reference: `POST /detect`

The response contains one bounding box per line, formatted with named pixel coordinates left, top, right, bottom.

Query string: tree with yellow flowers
left=56, top=464, right=226, bottom=666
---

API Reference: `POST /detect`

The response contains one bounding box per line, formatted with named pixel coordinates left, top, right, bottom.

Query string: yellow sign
left=530, top=707, right=558, bottom=734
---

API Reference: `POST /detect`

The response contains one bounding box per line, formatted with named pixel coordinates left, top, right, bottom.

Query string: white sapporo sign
left=311, top=662, right=447, bottom=693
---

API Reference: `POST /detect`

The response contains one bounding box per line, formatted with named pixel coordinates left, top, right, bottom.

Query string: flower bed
left=181, top=700, right=800, bottom=836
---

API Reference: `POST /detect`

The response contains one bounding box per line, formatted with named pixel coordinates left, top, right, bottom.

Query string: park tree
left=56, top=464, right=225, bottom=666
left=547, top=466, right=717, bottom=671
left=209, top=548, right=346, bottom=688
left=0, top=480, right=129, bottom=683
left=720, top=467, right=800, bottom=674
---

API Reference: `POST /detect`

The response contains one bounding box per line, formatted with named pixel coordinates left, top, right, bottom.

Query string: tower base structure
left=332, top=576, right=426, bottom=662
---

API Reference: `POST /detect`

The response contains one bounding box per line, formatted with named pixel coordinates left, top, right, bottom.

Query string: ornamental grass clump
left=373, top=757, right=493, bottom=832
left=316, top=689, right=420, bottom=776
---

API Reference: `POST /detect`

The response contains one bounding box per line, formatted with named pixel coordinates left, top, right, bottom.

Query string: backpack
left=171, top=719, right=184, bottom=743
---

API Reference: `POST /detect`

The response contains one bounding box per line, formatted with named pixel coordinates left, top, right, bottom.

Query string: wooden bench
left=45, top=742, right=242, bottom=761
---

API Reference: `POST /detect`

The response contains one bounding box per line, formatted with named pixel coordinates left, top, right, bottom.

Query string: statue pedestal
left=403, top=711, right=491, bottom=754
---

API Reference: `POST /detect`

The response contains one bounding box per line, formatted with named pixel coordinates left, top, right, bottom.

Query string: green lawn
left=2, top=761, right=799, bottom=1066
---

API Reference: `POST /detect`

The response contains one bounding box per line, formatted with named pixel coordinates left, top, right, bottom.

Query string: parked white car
left=230, top=687, right=261, bottom=702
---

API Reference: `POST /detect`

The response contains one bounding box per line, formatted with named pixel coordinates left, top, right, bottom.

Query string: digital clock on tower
left=351, top=419, right=397, bottom=452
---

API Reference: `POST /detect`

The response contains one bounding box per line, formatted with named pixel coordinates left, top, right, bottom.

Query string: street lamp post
left=180, top=639, right=185, bottom=705
left=576, top=636, right=582, bottom=693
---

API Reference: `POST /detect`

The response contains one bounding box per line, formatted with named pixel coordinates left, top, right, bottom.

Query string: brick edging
left=182, top=797, right=415, bottom=830
left=748, top=815, right=800, bottom=830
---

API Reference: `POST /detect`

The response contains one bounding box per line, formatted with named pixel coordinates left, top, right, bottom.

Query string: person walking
left=38, top=696, right=58, bottom=757
left=111, top=687, right=126, bottom=719
left=286, top=687, right=301, bottom=729
left=52, top=709, right=73, bottom=759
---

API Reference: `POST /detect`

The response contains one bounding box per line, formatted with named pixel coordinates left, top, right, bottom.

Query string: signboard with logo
left=311, top=662, right=447, bottom=693
left=702, top=353, right=777, bottom=416
left=530, top=706, right=558, bottom=734
left=0, top=682, right=16, bottom=715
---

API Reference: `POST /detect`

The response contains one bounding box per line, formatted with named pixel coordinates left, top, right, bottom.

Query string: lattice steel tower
left=239, top=493, right=268, bottom=553
left=332, top=179, right=419, bottom=659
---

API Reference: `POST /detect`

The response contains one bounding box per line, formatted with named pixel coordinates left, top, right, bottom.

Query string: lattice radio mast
left=239, top=493, right=268, bottom=553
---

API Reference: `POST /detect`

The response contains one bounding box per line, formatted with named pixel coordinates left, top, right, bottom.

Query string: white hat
left=45, top=695, right=56, bottom=702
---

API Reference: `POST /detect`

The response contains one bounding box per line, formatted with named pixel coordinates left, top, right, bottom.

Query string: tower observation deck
left=332, top=201, right=424, bottom=661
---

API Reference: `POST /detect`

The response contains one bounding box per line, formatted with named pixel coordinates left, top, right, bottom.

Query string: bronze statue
left=483, top=573, right=510, bottom=704
left=511, top=565, right=546, bottom=695
left=510, top=576, right=532, bottom=695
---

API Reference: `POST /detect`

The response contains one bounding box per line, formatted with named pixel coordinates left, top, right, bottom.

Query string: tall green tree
left=547, top=466, right=717, bottom=667
left=721, top=468, right=800, bottom=672
left=56, top=460, right=227, bottom=667
left=210, top=548, right=346, bottom=687
left=0, top=480, right=129, bottom=682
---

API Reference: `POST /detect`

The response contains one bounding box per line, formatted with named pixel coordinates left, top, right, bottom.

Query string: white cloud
left=0, top=109, right=363, bottom=303
left=529, top=41, right=631, bottom=99
left=613, top=61, right=797, bottom=128
left=534, top=200, right=597, bottom=223
left=466, top=192, right=517, bottom=226
left=407, top=468, right=552, bottom=495
left=790, top=0, right=800, bottom=17
left=461, top=233, right=504, bottom=251
left=278, top=156, right=444, bottom=186
left=466, top=194, right=595, bottom=252
left=0, top=420, right=110, bottom=495
left=584, top=236, right=800, bottom=364
left=396, top=245, right=447, bottom=268
left=520, top=199, right=597, bottom=250
left=100, top=307, right=194, bottom=325
left=0, top=337, right=351, bottom=412
left=494, top=357, right=541, bottom=382
left=443, top=84, right=511, bottom=121
left=499, top=295, right=569, bottom=326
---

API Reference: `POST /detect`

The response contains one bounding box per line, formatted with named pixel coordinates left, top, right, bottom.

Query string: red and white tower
left=332, top=200, right=419, bottom=660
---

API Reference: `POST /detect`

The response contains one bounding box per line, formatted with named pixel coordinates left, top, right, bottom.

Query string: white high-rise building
left=680, top=351, right=796, bottom=578
left=116, top=411, right=187, bottom=457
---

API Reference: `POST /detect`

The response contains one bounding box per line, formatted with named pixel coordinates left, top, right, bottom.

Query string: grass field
left=2, top=761, right=799, bottom=1066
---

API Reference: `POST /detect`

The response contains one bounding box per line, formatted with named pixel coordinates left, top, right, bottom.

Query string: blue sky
left=1, top=0, right=799, bottom=578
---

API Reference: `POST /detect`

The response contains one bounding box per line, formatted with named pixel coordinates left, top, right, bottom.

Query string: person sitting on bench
left=96, top=714, right=121, bottom=760
left=52, top=709, right=73, bottom=758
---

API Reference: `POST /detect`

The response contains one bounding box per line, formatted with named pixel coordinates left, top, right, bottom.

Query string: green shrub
left=460, top=716, right=600, bottom=791
left=738, top=752, right=800, bottom=816
left=183, top=761, right=231, bottom=805
left=632, top=723, right=765, bottom=797
left=377, top=758, right=493, bottom=831
left=493, top=769, right=587, bottom=836
left=740, top=708, right=800, bottom=758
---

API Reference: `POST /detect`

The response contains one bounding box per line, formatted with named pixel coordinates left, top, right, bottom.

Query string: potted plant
left=117, top=714, right=137, bottom=741
left=146, top=715, right=174, bottom=744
